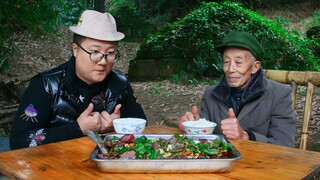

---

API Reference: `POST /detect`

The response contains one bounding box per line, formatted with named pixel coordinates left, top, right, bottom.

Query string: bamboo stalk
left=299, top=81, right=314, bottom=150
left=264, top=70, right=320, bottom=86
left=290, top=81, right=297, bottom=109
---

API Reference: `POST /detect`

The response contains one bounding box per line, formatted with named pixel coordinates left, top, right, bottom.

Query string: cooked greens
left=97, top=133, right=233, bottom=160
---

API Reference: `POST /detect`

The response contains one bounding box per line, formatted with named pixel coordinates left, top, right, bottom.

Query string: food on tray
left=97, top=133, right=233, bottom=159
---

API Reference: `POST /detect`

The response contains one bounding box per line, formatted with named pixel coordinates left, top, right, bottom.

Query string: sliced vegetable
left=135, top=135, right=147, bottom=144
left=149, top=149, right=159, bottom=159
left=100, top=133, right=232, bottom=160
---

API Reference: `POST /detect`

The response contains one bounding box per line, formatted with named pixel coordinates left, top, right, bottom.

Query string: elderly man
left=10, top=10, right=146, bottom=150
left=179, top=31, right=296, bottom=147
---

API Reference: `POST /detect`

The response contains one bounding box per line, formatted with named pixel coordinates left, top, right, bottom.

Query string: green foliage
left=136, top=1, right=319, bottom=78
left=108, top=5, right=154, bottom=41
left=107, top=0, right=200, bottom=22
left=310, top=143, right=320, bottom=152
left=228, top=0, right=305, bottom=10
left=106, top=0, right=204, bottom=39
left=0, top=0, right=84, bottom=72
left=306, top=10, right=320, bottom=49
left=149, top=82, right=162, bottom=94
left=171, top=71, right=219, bottom=86
left=171, top=71, right=194, bottom=84
left=58, top=1, right=85, bottom=26
left=310, top=10, right=320, bottom=27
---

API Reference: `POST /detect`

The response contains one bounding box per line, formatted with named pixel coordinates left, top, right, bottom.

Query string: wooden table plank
left=229, top=140, right=320, bottom=179
left=0, top=125, right=319, bottom=179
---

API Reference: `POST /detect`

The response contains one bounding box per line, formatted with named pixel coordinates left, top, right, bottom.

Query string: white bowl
left=182, top=119, right=217, bottom=135
left=113, top=118, right=147, bottom=134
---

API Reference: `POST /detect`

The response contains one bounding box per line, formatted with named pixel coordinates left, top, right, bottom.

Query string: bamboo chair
left=264, top=69, right=320, bottom=150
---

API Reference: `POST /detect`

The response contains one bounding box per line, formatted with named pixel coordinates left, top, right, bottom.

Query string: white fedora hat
left=69, top=10, right=125, bottom=41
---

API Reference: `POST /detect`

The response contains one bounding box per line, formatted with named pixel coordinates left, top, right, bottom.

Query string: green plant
left=309, top=9, right=320, bottom=28
left=0, top=0, right=84, bottom=72
left=171, top=71, right=194, bottom=85
left=171, top=73, right=182, bottom=84
left=193, top=57, right=210, bottom=76
left=310, top=143, right=320, bottom=152
left=135, top=1, right=319, bottom=79
left=58, top=1, right=84, bottom=26
left=171, top=71, right=220, bottom=86
left=228, top=0, right=305, bottom=10
left=149, top=83, right=162, bottom=94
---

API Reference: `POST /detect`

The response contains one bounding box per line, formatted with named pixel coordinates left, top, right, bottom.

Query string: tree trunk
left=94, top=0, right=105, bottom=13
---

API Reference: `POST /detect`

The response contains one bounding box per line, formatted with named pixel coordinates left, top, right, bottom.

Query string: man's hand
left=220, top=108, right=249, bottom=140
left=77, top=103, right=101, bottom=132
left=99, top=104, right=121, bottom=133
left=178, top=105, right=200, bottom=130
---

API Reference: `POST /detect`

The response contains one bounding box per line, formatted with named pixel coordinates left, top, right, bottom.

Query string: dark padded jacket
left=10, top=57, right=146, bottom=150
left=43, top=59, right=130, bottom=124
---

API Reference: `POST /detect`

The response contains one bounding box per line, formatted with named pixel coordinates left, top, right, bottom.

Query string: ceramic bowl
left=113, top=118, right=147, bottom=134
left=182, top=119, right=217, bottom=135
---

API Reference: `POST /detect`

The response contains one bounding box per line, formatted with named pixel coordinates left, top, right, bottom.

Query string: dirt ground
left=1, top=2, right=319, bottom=151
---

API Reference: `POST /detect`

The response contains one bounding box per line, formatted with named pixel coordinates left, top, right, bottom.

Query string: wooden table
left=0, top=125, right=319, bottom=179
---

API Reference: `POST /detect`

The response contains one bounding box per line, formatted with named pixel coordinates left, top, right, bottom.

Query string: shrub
left=109, top=5, right=154, bottom=41
left=135, top=1, right=319, bottom=78
left=0, top=0, right=84, bottom=72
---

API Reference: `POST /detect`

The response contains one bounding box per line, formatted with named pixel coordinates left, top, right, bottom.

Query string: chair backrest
left=264, top=69, right=320, bottom=150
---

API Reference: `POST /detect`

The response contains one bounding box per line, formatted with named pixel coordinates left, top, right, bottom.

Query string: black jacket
left=10, top=57, right=146, bottom=150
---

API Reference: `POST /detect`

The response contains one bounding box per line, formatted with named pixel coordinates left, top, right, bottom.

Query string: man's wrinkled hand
left=221, top=108, right=249, bottom=140
left=178, top=105, right=200, bottom=130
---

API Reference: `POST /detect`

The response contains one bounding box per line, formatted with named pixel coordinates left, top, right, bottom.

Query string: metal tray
left=90, top=134, right=242, bottom=173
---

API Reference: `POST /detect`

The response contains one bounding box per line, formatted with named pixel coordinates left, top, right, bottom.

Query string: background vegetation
left=0, top=0, right=84, bottom=73
left=132, top=1, right=319, bottom=81
left=0, top=0, right=319, bottom=79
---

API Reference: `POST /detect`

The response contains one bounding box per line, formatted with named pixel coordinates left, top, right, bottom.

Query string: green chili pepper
left=114, top=146, right=129, bottom=154
left=221, top=141, right=228, bottom=152
left=199, top=144, right=208, bottom=152
left=174, top=132, right=182, bottom=141
left=213, top=138, right=220, bottom=148
left=199, top=143, right=219, bottom=155
left=203, top=148, right=219, bottom=155
left=149, top=149, right=159, bottom=159
left=135, top=136, right=147, bottom=144
left=134, top=143, right=146, bottom=157
left=188, top=144, right=199, bottom=154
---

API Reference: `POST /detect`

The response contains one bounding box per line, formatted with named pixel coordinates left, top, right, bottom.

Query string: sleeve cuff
left=245, top=130, right=256, bottom=141
left=68, top=122, right=85, bottom=138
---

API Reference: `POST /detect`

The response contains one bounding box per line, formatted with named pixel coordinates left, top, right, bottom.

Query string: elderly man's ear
left=251, top=61, right=261, bottom=74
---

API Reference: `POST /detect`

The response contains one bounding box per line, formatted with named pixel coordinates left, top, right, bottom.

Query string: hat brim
left=69, top=26, right=125, bottom=41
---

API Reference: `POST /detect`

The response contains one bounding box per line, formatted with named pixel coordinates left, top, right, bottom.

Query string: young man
left=179, top=32, right=296, bottom=147
left=10, top=10, right=146, bottom=150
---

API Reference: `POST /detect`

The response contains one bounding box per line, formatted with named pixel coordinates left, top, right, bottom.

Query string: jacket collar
left=211, top=68, right=265, bottom=105
left=63, top=56, right=78, bottom=95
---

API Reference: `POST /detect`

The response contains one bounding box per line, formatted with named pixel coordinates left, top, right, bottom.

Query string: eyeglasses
left=76, top=43, right=120, bottom=63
